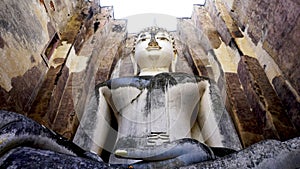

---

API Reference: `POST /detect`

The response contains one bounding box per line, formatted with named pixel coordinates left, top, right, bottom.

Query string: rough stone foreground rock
left=1, top=110, right=299, bottom=169
left=182, top=137, right=300, bottom=169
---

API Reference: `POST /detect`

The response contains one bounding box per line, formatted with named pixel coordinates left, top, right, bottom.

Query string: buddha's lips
left=146, top=46, right=162, bottom=51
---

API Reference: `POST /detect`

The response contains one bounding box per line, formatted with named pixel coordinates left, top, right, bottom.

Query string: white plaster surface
left=66, top=46, right=89, bottom=73
left=49, top=41, right=71, bottom=68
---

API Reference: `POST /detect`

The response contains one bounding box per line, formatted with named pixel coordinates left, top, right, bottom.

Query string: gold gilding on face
left=146, top=31, right=162, bottom=50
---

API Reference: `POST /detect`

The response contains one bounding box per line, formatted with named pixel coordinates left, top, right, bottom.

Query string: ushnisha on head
left=131, top=27, right=178, bottom=76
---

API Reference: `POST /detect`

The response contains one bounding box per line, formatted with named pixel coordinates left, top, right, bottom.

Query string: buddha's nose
left=148, top=38, right=159, bottom=47
left=147, top=34, right=161, bottom=50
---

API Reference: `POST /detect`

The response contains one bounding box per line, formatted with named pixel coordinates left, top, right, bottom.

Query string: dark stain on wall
left=0, top=19, right=11, bottom=31
left=50, top=1, right=55, bottom=11
left=30, top=55, right=36, bottom=63
left=0, top=35, right=6, bottom=49
left=0, top=64, right=46, bottom=115
left=39, top=0, right=48, bottom=13
left=112, top=24, right=124, bottom=32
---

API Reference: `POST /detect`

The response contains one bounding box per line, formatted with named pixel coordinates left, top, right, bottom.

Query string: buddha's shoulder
left=155, top=72, right=210, bottom=82
left=96, top=76, right=151, bottom=90
left=96, top=73, right=210, bottom=89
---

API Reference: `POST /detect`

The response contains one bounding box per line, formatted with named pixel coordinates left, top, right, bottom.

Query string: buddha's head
left=132, top=27, right=177, bottom=76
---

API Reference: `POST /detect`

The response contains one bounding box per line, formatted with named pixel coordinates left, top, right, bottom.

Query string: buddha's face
left=133, top=28, right=176, bottom=75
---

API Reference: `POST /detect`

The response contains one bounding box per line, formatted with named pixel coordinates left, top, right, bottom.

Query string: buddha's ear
left=170, top=35, right=177, bottom=72
left=131, top=37, right=139, bottom=76
left=171, top=51, right=178, bottom=72
left=131, top=53, right=138, bottom=75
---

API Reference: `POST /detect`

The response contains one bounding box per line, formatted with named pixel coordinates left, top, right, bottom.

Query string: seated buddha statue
left=93, top=27, right=237, bottom=167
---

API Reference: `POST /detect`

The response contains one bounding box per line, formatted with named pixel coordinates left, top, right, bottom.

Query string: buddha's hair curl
left=138, top=26, right=169, bottom=35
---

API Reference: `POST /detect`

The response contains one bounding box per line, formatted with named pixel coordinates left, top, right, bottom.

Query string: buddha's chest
left=98, top=73, right=208, bottom=142
left=107, top=82, right=201, bottom=142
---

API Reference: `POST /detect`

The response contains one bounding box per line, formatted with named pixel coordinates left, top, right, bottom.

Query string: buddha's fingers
left=114, top=138, right=215, bottom=161
left=129, top=151, right=215, bottom=169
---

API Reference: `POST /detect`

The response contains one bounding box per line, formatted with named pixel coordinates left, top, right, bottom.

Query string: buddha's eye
left=157, top=37, right=169, bottom=41
left=136, top=37, right=147, bottom=43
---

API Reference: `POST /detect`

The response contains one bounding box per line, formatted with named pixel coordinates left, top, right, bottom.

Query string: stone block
left=276, top=16, right=300, bottom=94
left=238, top=55, right=297, bottom=140
left=229, top=0, right=300, bottom=95
left=225, top=72, right=264, bottom=147
left=48, top=66, right=69, bottom=122
left=0, top=65, right=46, bottom=116
left=28, top=65, right=66, bottom=127
left=272, top=76, right=300, bottom=133
left=192, top=5, right=222, bottom=49
left=52, top=84, right=78, bottom=140
left=181, top=137, right=300, bottom=169
left=206, top=0, right=242, bottom=45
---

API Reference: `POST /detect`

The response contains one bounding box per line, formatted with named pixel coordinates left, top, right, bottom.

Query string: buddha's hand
left=114, top=138, right=215, bottom=168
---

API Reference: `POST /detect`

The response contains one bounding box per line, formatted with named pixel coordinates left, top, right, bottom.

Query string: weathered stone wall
left=0, top=0, right=125, bottom=140
left=28, top=2, right=127, bottom=140
left=225, top=0, right=300, bottom=112
left=49, top=6, right=127, bottom=140
left=238, top=55, right=297, bottom=140
left=74, top=16, right=128, bottom=150
left=272, top=76, right=300, bottom=131
left=188, top=0, right=299, bottom=147
left=225, top=73, right=264, bottom=147
left=206, top=0, right=243, bottom=45
left=0, top=0, right=82, bottom=115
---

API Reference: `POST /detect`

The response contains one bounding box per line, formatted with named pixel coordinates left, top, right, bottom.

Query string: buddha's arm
left=90, top=86, right=114, bottom=154
left=197, top=80, right=223, bottom=147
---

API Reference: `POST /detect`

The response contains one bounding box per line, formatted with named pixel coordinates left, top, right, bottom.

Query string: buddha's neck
left=139, top=67, right=169, bottom=76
